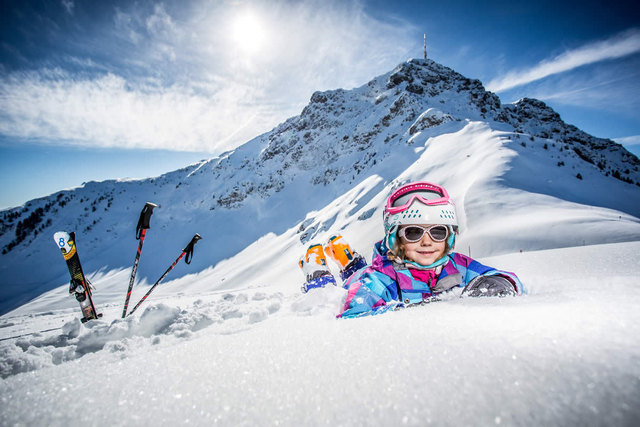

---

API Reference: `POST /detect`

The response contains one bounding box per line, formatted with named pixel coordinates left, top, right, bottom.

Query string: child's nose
left=420, top=233, right=434, bottom=245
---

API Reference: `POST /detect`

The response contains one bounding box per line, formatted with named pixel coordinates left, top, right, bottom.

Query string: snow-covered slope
left=1, top=242, right=639, bottom=425
left=1, top=58, right=639, bottom=316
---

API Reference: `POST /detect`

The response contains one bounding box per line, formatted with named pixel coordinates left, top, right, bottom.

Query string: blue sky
left=1, top=0, right=639, bottom=209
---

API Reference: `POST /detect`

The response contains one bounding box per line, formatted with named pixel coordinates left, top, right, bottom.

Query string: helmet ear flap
left=446, top=225, right=456, bottom=252
left=385, top=225, right=398, bottom=251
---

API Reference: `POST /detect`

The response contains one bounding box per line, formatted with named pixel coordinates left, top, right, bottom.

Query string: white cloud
left=513, top=59, right=640, bottom=114
left=614, top=135, right=640, bottom=146
left=61, top=0, right=74, bottom=15
left=145, top=4, right=176, bottom=38
left=0, top=0, right=415, bottom=154
left=0, top=70, right=275, bottom=152
left=114, top=8, right=143, bottom=45
left=487, top=28, right=640, bottom=92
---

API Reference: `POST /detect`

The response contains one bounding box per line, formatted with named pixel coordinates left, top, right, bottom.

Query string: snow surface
left=1, top=241, right=639, bottom=426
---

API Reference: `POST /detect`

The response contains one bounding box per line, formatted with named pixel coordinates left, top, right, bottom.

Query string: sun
left=231, top=11, right=268, bottom=54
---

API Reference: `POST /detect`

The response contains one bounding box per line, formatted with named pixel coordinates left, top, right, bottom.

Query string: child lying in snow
left=300, top=181, right=524, bottom=318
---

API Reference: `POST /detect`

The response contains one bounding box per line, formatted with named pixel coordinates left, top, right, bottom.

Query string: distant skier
left=328, top=181, right=523, bottom=317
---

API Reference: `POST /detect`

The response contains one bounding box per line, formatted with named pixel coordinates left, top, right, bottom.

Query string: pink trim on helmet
left=385, top=182, right=451, bottom=215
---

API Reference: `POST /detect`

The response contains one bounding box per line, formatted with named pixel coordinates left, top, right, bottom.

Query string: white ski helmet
left=383, top=181, right=458, bottom=251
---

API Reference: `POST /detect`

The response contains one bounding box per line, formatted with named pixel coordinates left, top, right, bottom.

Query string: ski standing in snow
left=53, top=231, right=103, bottom=322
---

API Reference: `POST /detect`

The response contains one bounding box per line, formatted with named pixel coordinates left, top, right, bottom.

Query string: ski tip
left=194, top=233, right=202, bottom=240
left=145, top=202, right=158, bottom=208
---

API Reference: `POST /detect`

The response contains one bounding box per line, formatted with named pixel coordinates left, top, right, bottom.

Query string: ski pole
left=127, top=234, right=202, bottom=317
left=122, top=202, right=157, bottom=318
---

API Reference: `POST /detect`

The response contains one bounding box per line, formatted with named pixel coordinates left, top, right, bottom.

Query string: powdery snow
left=1, top=241, right=639, bottom=426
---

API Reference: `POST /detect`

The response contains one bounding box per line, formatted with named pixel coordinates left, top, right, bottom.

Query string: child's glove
left=462, top=275, right=516, bottom=297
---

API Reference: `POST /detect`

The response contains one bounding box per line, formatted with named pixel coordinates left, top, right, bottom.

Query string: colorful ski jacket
left=338, top=241, right=524, bottom=318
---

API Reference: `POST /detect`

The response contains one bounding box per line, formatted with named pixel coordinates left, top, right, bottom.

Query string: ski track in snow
left=1, top=241, right=639, bottom=426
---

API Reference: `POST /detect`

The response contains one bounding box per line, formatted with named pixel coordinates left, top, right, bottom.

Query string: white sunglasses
left=398, top=225, right=449, bottom=243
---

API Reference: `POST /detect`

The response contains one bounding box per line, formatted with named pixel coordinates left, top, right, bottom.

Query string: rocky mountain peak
left=260, top=59, right=506, bottom=169
left=385, top=58, right=502, bottom=115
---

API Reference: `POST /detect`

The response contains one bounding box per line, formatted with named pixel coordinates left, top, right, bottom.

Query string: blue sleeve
left=338, top=269, right=400, bottom=318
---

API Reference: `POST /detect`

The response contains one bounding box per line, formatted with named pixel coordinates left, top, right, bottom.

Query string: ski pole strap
left=136, top=202, right=157, bottom=240
left=183, top=234, right=202, bottom=265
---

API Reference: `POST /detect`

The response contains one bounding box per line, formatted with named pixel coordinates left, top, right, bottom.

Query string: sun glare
left=232, top=11, right=268, bottom=54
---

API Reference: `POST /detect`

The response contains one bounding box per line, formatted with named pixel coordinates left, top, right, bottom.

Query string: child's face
left=399, top=224, right=447, bottom=266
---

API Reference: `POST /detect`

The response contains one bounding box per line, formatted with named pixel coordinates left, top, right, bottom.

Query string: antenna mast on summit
left=423, top=34, right=427, bottom=59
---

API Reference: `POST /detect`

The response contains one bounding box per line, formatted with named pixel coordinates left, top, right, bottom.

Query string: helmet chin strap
left=403, top=255, right=450, bottom=270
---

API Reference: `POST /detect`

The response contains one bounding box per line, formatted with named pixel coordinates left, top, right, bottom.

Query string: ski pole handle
left=136, top=202, right=157, bottom=240
left=183, top=233, right=202, bottom=265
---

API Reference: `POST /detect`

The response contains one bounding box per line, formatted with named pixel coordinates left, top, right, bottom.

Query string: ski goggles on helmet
left=398, top=225, right=449, bottom=243
left=385, top=182, right=451, bottom=215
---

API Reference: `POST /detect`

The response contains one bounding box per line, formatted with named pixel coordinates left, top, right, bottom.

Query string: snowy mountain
left=2, top=58, right=640, bottom=426
left=1, top=58, right=639, bottom=317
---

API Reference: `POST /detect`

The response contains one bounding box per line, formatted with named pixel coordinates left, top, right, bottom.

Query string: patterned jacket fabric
left=338, top=241, right=523, bottom=318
